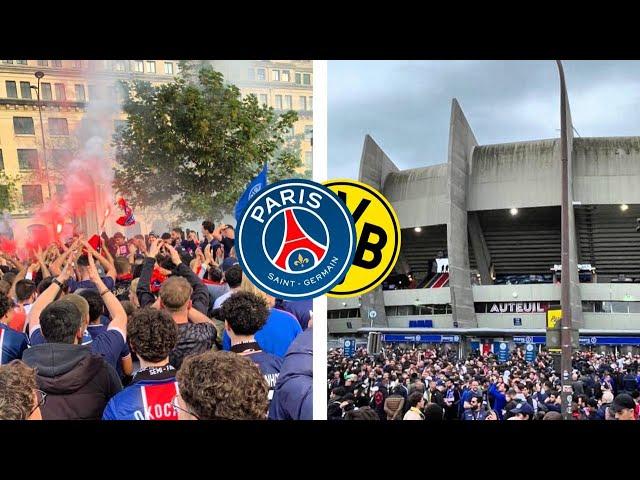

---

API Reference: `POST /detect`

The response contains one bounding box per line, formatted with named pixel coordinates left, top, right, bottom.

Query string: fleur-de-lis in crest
left=293, top=253, right=309, bottom=268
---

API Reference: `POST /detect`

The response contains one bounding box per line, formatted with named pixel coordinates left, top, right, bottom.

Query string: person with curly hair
left=103, top=308, right=179, bottom=420
left=175, top=350, right=269, bottom=420
left=219, top=291, right=282, bottom=400
left=0, top=360, right=43, bottom=420
left=0, top=293, right=29, bottom=365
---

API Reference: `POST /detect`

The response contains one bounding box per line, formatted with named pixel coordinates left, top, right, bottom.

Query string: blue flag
left=235, top=163, right=268, bottom=224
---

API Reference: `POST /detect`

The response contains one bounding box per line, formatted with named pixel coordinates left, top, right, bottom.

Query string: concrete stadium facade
left=328, top=98, right=640, bottom=354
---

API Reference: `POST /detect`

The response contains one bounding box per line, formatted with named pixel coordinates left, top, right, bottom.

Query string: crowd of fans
left=0, top=220, right=312, bottom=420
left=328, top=344, right=640, bottom=421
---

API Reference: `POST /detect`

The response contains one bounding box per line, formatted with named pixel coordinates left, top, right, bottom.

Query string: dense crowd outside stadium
left=327, top=345, right=640, bottom=421
left=0, top=221, right=312, bottom=420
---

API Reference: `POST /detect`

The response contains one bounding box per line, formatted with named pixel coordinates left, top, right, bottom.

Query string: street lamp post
left=31, top=71, right=52, bottom=201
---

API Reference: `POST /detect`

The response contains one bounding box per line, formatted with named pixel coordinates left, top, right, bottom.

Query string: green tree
left=113, top=62, right=302, bottom=221
left=0, top=171, right=18, bottom=212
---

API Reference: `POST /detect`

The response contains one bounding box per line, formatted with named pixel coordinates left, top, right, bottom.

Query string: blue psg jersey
left=246, top=351, right=282, bottom=401
left=0, top=323, right=28, bottom=365
left=102, top=366, right=178, bottom=420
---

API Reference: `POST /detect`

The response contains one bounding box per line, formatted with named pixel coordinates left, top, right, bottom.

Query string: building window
left=281, top=70, right=290, bottom=82
left=48, top=118, right=69, bottom=136
left=305, top=151, right=312, bottom=169
left=75, top=84, right=86, bottom=102
left=113, top=61, right=126, bottom=72
left=41, top=83, right=52, bottom=101
left=247, top=68, right=255, bottom=81
left=20, top=81, right=31, bottom=99
left=274, top=95, right=282, bottom=110
left=88, top=85, right=97, bottom=101
left=2, top=60, right=13, bottom=64
left=257, top=68, right=266, bottom=81
left=21, top=185, right=43, bottom=208
left=50, top=149, right=72, bottom=169
left=15, top=60, right=27, bottom=65
left=146, top=61, right=156, bottom=73
left=54, top=83, right=66, bottom=101
left=303, top=73, right=311, bottom=85
left=284, top=95, right=292, bottom=110
left=304, top=125, right=312, bottom=140
left=134, top=60, right=144, bottom=73
left=73, top=60, right=82, bottom=69
left=17, top=149, right=38, bottom=169
left=37, top=60, right=48, bottom=67
left=272, top=70, right=280, bottom=81
left=295, top=72, right=302, bottom=84
left=164, top=62, right=173, bottom=75
left=259, top=94, right=268, bottom=105
left=309, top=96, right=313, bottom=110
left=55, top=184, right=65, bottom=199
left=299, top=96, right=307, bottom=111
left=52, top=60, right=62, bottom=68
left=5, top=81, right=17, bottom=99
left=13, top=117, right=35, bottom=135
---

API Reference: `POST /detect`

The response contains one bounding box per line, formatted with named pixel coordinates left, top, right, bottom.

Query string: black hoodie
left=23, top=343, right=122, bottom=420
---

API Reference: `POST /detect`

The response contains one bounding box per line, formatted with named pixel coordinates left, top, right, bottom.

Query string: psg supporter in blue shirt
left=77, top=289, right=133, bottom=378
left=103, top=308, right=179, bottom=420
left=219, top=291, right=282, bottom=400
left=0, top=293, right=28, bottom=365
left=222, top=277, right=302, bottom=358
left=29, top=250, right=129, bottom=374
left=269, top=327, right=313, bottom=420
left=22, top=255, right=122, bottom=419
left=50, top=240, right=116, bottom=294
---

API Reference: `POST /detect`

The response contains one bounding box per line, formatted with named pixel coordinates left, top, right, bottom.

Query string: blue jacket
left=488, top=383, right=506, bottom=420
left=102, top=366, right=178, bottom=420
left=0, top=323, right=28, bottom=364
left=268, top=328, right=312, bottom=420
left=223, top=308, right=302, bottom=358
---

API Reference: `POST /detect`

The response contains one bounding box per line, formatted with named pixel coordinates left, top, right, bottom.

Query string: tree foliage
left=0, top=171, right=19, bottom=212
left=113, top=62, right=302, bottom=221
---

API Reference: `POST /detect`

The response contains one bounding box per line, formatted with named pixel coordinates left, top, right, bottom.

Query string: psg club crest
left=236, top=179, right=356, bottom=300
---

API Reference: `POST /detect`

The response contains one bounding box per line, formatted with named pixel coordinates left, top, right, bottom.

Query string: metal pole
left=557, top=60, right=573, bottom=420
left=35, top=74, right=52, bottom=200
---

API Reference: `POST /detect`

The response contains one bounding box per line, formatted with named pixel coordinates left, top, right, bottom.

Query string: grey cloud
left=329, top=60, right=640, bottom=179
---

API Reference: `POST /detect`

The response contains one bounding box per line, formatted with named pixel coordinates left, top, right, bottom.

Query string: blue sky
left=328, top=60, right=640, bottom=179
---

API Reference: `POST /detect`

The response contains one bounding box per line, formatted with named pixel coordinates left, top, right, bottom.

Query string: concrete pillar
left=563, top=81, right=584, bottom=329
left=357, top=135, right=399, bottom=328
left=468, top=211, right=492, bottom=285
left=447, top=99, right=478, bottom=328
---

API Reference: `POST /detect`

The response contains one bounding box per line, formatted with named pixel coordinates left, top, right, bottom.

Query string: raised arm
left=34, top=246, right=50, bottom=278
left=8, top=262, right=28, bottom=301
left=86, top=253, right=127, bottom=338
left=137, top=239, right=162, bottom=308
left=49, top=238, right=80, bottom=276
left=28, top=251, right=75, bottom=333
left=84, top=240, right=116, bottom=282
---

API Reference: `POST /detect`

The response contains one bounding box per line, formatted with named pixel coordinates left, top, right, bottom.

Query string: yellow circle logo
left=324, top=179, right=401, bottom=297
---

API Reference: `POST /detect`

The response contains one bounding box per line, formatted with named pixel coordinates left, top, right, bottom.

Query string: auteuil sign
left=487, top=302, right=548, bottom=314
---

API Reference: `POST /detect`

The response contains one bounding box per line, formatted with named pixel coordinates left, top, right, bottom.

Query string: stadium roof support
left=447, top=99, right=478, bottom=327
left=356, top=135, right=400, bottom=328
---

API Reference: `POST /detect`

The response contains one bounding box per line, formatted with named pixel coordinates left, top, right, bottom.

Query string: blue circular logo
left=236, top=179, right=357, bottom=300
